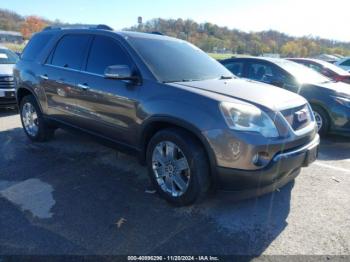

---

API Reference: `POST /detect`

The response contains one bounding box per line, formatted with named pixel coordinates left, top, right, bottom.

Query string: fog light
left=252, top=152, right=270, bottom=167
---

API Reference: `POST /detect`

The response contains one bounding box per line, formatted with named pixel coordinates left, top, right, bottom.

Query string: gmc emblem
left=295, top=109, right=308, bottom=122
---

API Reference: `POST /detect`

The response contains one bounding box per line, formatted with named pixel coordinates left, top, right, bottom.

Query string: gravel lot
left=0, top=109, right=349, bottom=258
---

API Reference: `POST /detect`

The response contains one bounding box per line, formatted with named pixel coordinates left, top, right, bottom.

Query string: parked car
left=14, top=26, right=319, bottom=205
left=221, top=57, right=350, bottom=136
left=335, top=57, right=350, bottom=71
left=0, top=45, right=18, bottom=108
left=288, top=58, right=350, bottom=84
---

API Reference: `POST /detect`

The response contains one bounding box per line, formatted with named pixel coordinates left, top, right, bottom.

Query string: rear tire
left=146, top=128, right=210, bottom=206
left=19, top=95, right=55, bottom=142
left=312, top=105, right=330, bottom=136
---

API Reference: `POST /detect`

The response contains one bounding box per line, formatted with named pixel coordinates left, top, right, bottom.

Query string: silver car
left=0, top=45, right=18, bottom=108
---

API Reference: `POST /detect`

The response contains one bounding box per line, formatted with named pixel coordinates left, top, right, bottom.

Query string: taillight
left=335, top=75, right=350, bottom=82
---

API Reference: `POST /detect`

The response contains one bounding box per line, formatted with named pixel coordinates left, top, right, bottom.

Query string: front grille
left=0, top=76, right=15, bottom=89
left=281, top=104, right=312, bottom=131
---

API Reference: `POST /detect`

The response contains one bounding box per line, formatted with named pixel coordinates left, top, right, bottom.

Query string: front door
left=72, top=35, right=140, bottom=146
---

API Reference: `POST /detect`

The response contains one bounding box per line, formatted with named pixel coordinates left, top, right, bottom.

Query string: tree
left=20, top=16, right=47, bottom=39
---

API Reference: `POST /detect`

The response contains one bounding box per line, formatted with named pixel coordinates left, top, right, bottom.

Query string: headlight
left=332, top=96, right=350, bottom=108
left=219, top=102, right=279, bottom=138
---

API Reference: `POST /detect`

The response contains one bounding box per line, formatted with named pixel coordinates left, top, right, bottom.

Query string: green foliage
left=3, top=43, right=26, bottom=52
left=207, top=53, right=233, bottom=60
left=126, top=18, right=350, bottom=57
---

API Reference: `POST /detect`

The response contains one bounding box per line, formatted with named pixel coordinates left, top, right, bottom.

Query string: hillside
left=1, top=8, right=350, bottom=57
left=126, top=18, right=350, bottom=57
left=0, top=8, right=24, bottom=31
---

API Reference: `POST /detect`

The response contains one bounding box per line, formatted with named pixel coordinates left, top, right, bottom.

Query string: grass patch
left=2, top=43, right=26, bottom=53
left=207, top=53, right=234, bottom=60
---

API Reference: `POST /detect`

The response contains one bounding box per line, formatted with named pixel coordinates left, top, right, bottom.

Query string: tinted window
left=21, top=33, right=54, bottom=61
left=247, top=61, right=295, bottom=87
left=0, top=48, right=19, bottom=64
left=86, top=36, right=131, bottom=75
left=224, top=61, right=244, bottom=77
left=308, top=63, right=323, bottom=73
left=127, top=36, right=232, bottom=82
left=51, top=34, right=91, bottom=70
left=340, top=59, right=350, bottom=66
left=248, top=62, right=277, bottom=81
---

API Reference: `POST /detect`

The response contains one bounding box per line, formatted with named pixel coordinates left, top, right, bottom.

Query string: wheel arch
left=139, top=116, right=218, bottom=186
left=16, top=87, right=45, bottom=114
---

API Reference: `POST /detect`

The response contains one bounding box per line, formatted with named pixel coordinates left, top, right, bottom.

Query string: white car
left=0, top=45, right=18, bottom=109
left=335, top=57, right=350, bottom=71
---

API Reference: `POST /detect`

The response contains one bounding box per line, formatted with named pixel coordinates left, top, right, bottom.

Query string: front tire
left=312, top=105, right=329, bottom=136
left=20, top=95, right=55, bottom=142
left=146, top=128, right=211, bottom=206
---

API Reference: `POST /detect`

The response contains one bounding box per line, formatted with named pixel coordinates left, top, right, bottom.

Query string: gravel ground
left=0, top=109, right=349, bottom=259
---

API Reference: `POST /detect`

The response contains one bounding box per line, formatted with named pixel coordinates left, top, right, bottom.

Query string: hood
left=0, top=64, right=15, bottom=76
left=172, top=78, right=307, bottom=111
left=314, top=81, right=350, bottom=97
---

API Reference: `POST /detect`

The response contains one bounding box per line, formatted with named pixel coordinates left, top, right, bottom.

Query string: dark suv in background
left=221, top=57, right=350, bottom=136
left=14, top=26, right=319, bottom=205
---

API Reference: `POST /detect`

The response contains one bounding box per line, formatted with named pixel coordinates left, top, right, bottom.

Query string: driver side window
left=247, top=62, right=277, bottom=83
left=247, top=62, right=296, bottom=89
left=85, top=35, right=132, bottom=75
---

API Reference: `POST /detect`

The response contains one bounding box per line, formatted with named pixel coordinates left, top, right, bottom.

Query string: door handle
left=77, top=83, right=89, bottom=91
left=40, top=74, right=48, bottom=80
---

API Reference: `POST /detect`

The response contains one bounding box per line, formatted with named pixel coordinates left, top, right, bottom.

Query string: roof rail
left=43, top=24, right=113, bottom=31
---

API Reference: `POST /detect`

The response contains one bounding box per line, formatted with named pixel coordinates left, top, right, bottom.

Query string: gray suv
left=14, top=25, right=319, bottom=205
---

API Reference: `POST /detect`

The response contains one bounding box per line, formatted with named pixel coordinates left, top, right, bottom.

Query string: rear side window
left=86, top=35, right=131, bottom=75
left=51, top=34, right=91, bottom=70
left=21, top=33, right=54, bottom=61
left=224, top=61, right=244, bottom=77
left=340, top=59, right=350, bottom=66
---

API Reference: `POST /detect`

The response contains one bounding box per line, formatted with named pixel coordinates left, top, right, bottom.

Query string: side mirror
left=104, top=65, right=138, bottom=81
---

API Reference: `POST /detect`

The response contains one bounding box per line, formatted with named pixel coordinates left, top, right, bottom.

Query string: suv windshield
left=127, top=35, right=233, bottom=83
left=275, top=60, right=330, bottom=84
left=0, top=48, right=19, bottom=64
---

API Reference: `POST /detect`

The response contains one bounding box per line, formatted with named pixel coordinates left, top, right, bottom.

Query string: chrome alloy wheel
left=152, top=141, right=190, bottom=197
left=313, top=111, right=323, bottom=131
left=22, top=102, right=39, bottom=137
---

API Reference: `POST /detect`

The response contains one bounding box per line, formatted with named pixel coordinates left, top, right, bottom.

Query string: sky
left=2, top=0, right=350, bottom=42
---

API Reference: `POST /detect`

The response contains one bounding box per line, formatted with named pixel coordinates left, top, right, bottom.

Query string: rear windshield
left=315, top=59, right=350, bottom=76
left=275, top=60, right=330, bottom=84
left=21, top=33, right=54, bottom=61
left=0, top=48, right=19, bottom=64
left=127, top=35, right=232, bottom=83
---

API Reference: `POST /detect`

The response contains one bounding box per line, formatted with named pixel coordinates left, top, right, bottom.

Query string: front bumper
left=0, top=88, right=16, bottom=108
left=216, top=134, right=320, bottom=192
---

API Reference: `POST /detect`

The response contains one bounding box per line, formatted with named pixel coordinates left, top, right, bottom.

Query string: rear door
left=41, top=34, right=92, bottom=123
left=72, top=34, right=140, bottom=145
